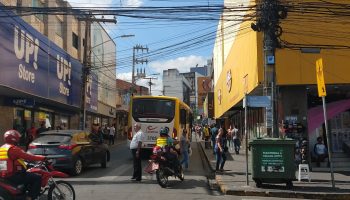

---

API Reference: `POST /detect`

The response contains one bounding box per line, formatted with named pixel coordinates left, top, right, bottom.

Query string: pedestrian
left=26, top=122, right=37, bottom=148
left=109, top=124, right=115, bottom=145
left=227, top=125, right=232, bottom=148
left=180, top=129, right=190, bottom=170
left=130, top=123, right=145, bottom=182
left=203, top=125, right=210, bottom=149
left=314, top=136, right=328, bottom=167
left=232, top=125, right=240, bottom=154
left=89, top=123, right=103, bottom=144
left=215, top=128, right=227, bottom=172
left=37, top=122, right=47, bottom=134
left=211, top=124, right=218, bottom=154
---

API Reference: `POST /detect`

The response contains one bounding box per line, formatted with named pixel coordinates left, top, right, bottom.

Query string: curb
left=199, top=142, right=350, bottom=199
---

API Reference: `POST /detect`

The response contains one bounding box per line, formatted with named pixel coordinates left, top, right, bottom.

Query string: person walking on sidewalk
left=215, top=128, right=227, bottom=172
left=204, top=125, right=210, bottom=149
left=211, top=124, right=218, bottom=154
left=232, top=125, right=240, bottom=154
left=227, top=125, right=232, bottom=148
left=180, top=129, right=190, bottom=170
left=108, top=124, right=116, bottom=145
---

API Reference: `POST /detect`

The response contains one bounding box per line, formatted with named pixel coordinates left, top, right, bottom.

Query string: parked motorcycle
left=0, top=160, right=75, bottom=200
left=145, top=147, right=184, bottom=188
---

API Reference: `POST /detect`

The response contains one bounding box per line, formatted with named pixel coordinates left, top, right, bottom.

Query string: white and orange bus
left=127, top=96, right=192, bottom=150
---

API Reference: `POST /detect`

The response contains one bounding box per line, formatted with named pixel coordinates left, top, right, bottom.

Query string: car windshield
left=33, top=135, right=71, bottom=144
left=132, top=98, right=175, bottom=119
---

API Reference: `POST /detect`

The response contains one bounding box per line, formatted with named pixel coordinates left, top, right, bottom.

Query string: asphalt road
left=56, top=138, right=308, bottom=200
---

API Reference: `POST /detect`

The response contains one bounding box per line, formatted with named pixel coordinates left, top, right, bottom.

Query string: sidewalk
left=198, top=141, right=350, bottom=200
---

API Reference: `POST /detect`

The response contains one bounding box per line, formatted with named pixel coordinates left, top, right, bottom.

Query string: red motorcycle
left=0, top=160, right=75, bottom=200
left=145, top=146, right=184, bottom=188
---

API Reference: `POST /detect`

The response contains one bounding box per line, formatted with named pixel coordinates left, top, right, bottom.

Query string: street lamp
left=92, top=34, right=135, bottom=49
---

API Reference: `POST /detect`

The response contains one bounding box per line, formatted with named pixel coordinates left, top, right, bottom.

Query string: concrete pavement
left=198, top=140, right=350, bottom=200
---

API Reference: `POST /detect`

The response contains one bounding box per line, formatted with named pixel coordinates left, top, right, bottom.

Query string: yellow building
left=213, top=0, right=350, bottom=160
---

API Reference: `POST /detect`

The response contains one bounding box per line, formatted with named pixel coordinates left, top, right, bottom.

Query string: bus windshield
left=132, top=98, right=175, bottom=120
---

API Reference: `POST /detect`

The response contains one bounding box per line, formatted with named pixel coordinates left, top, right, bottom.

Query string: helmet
left=159, top=127, right=169, bottom=136
left=4, top=130, right=21, bottom=144
left=153, top=146, right=162, bottom=154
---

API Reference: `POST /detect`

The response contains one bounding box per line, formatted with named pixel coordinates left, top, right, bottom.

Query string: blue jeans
left=233, top=138, right=240, bottom=154
left=215, top=150, right=226, bottom=171
left=180, top=150, right=189, bottom=169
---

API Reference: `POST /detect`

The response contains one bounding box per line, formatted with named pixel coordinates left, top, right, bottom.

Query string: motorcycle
left=145, top=147, right=184, bottom=188
left=0, top=160, right=75, bottom=200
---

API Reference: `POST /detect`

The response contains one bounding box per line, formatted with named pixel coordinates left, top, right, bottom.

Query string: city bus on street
left=127, top=96, right=192, bottom=150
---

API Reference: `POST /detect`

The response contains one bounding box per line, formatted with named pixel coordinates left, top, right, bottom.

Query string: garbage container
left=249, top=138, right=296, bottom=188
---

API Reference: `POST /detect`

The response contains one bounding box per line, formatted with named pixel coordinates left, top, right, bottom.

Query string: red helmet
left=153, top=146, right=162, bottom=154
left=4, top=130, right=21, bottom=144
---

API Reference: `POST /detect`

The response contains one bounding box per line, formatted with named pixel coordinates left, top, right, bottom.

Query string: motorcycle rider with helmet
left=0, top=130, right=46, bottom=200
left=155, top=127, right=181, bottom=175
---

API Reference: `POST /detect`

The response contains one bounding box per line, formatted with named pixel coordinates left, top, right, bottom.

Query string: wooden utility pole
left=80, top=13, right=116, bottom=130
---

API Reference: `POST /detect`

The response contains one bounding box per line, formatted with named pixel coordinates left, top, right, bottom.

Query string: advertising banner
left=0, top=6, right=88, bottom=108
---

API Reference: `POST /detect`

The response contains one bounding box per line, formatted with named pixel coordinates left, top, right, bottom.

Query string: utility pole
left=143, top=77, right=158, bottom=95
left=80, top=13, right=116, bottom=130
left=251, top=0, right=287, bottom=137
left=132, top=45, right=149, bottom=92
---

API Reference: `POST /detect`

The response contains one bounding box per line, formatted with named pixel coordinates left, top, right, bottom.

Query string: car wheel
left=71, top=157, right=83, bottom=176
left=101, top=152, right=107, bottom=168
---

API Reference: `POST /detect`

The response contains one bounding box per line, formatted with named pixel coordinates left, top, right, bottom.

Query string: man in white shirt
left=108, top=124, right=116, bottom=145
left=130, top=123, right=145, bottom=181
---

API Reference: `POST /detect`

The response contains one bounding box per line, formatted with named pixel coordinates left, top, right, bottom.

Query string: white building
left=162, top=69, right=191, bottom=106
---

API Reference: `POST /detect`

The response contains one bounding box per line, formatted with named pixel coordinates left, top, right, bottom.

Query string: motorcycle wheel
left=0, top=187, right=14, bottom=200
left=156, top=169, right=168, bottom=188
left=48, top=180, right=75, bottom=200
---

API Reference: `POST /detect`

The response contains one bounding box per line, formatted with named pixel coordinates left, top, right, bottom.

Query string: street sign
left=316, top=58, right=327, bottom=97
left=245, top=96, right=271, bottom=108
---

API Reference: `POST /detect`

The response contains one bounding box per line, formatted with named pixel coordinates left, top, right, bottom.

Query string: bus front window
left=132, top=99, right=175, bottom=121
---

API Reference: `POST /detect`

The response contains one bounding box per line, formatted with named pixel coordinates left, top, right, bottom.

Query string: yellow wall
left=276, top=1, right=350, bottom=85
left=214, top=21, right=263, bottom=118
left=214, top=0, right=350, bottom=118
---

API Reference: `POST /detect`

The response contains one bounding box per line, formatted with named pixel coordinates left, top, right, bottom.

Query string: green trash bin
left=249, top=138, right=296, bottom=188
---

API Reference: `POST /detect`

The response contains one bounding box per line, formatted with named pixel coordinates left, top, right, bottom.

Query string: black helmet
left=160, top=127, right=169, bottom=136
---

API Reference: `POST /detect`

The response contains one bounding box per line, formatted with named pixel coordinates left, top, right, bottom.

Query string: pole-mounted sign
left=316, top=58, right=326, bottom=97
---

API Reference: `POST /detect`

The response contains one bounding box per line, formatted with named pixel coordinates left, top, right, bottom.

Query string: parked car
left=27, top=130, right=110, bottom=176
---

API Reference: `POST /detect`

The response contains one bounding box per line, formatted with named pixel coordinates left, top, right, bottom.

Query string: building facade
left=213, top=0, right=350, bottom=168
left=0, top=0, right=116, bottom=143
left=163, top=69, right=191, bottom=106
left=115, top=79, right=148, bottom=137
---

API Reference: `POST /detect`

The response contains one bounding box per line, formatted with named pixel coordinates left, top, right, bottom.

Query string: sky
left=66, top=0, right=222, bottom=95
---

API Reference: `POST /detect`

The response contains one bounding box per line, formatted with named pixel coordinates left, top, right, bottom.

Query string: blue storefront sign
left=0, top=6, right=98, bottom=110
left=5, top=98, right=35, bottom=107
left=245, top=96, right=271, bottom=108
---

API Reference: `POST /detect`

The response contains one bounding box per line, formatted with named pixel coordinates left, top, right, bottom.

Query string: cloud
left=123, top=0, right=144, bottom=7
left=66, top=0, right=114, bottom=7
left=150, top=55, right=208, bottom=74
left=116, top=72, right=132, bottom=82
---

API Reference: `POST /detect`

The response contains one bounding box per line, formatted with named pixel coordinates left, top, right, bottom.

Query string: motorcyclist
left=0, top=130, right=46, bottom=200
left=156, top=127, right=180, bottom=174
